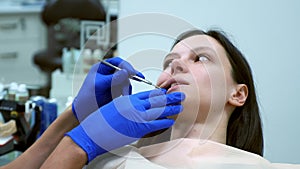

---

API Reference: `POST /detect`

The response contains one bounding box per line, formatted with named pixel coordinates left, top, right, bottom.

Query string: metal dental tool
left=101, top=60, right=160, bottom=89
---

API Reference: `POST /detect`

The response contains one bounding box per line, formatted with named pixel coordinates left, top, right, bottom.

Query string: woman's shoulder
left=140, top=138, right=272, bottom=168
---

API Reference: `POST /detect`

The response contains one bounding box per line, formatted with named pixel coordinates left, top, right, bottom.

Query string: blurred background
left=0, top=0, right=299, bottom=165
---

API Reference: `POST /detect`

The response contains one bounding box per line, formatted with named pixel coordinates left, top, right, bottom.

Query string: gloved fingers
left=111, top=70, right=133, bottom=97
left=96, top=69, right=131, bottom=90
left=98, top=66, right=142, bottom=89
left=142, top=92, right=185, bottom=109
left=145, top=119, right=175, bottom=133
left=103, top=57, right=136, bottom=76
left=122, top=84, right=132, bottom=96
left=98, top=57, right=145, bottom=82
left=111, top=86, right=123, bottom=99
left=117, top=59, right=137, bottom=76
left=94, top=70, right=130, bottom=104
left=146, top=94, right=167, bottom=108
left=117, top=59, right=145, bottom=81
left=97, top=57, right=131, bottom=75
left=136, top=71, right=145, bottom=79
left=142, top=105, right=183, bottom=121
left=132, top=88, right=166, bottom=100
left=109, top=69, right=130, bottom=87
left=165, top=92, right=186, bottom=105
left=98, top=60, right=117, bottom=74
left=131, top=71, right=145, bottom=82
left=89, top=62, right=101, bottom=74
left=132, top=89, right=167, bottom=109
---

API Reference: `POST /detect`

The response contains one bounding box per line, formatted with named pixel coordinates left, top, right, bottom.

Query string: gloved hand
left=66, top=89, right=185, bottom=162
left=72, top=57, right=145, bottom=122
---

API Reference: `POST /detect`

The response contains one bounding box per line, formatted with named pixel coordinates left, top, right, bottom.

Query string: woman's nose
left=171, top=59, right=188, bottom=75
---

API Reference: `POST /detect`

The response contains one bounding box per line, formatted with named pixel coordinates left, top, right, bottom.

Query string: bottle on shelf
left=82, top=48, right=93, bottom=74
left=17, top=84, right=29, bottom=104
left=62, top=48, right=71, bottom=78
left=7, top=82, right=18, bottom=101
left=93, top=49, right=103, bottom=63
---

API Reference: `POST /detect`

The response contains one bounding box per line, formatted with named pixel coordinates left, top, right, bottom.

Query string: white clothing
left=86, top=138, right=300, bottom=169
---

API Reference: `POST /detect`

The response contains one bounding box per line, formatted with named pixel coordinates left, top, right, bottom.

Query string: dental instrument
left=101, top=60, right=160, bottom=89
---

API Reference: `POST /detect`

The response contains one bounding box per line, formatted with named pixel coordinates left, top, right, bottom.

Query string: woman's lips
left=159, top=77, right=189, bottom=93
left=167, top=84, right=181, bottom=93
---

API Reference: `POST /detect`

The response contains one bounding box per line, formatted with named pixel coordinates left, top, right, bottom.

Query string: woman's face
left=157, top=35, right=236, bottom=124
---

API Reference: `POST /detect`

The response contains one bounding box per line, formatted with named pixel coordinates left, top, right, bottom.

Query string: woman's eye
left=197, top=55, right=209, bottom=62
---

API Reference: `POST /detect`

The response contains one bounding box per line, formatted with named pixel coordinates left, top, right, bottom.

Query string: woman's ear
left=228, top=84, right=248, bottom=107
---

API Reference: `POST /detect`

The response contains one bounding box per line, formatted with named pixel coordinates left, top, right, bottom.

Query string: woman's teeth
left=171, top=83, right=178, bottom=87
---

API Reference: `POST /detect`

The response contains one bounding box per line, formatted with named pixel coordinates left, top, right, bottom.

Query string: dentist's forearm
left=40, top=136, right=87, bottom=169
left=1, top=106, right=79, bottom=169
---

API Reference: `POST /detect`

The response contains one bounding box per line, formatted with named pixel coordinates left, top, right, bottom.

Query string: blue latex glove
left=66, top=89, right=185, bottom=162
left=72, top=57, right=145, bottom=122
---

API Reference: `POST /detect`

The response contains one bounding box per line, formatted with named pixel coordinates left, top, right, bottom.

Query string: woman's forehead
left=172, top=35, right=223, bottom=52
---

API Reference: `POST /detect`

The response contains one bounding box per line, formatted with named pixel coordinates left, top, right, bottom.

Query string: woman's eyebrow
left=164, top=46, right=216, bottom=60
left=164, top=52, right=181, bottom=60
left=190, top=46, right=216, bottom=55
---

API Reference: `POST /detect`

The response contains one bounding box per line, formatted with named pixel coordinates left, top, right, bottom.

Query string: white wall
left=118, top=0, right=300, bottom=164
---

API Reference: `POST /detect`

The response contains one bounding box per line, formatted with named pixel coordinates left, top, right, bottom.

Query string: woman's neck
left=170, top=111, right=229, bottom=144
